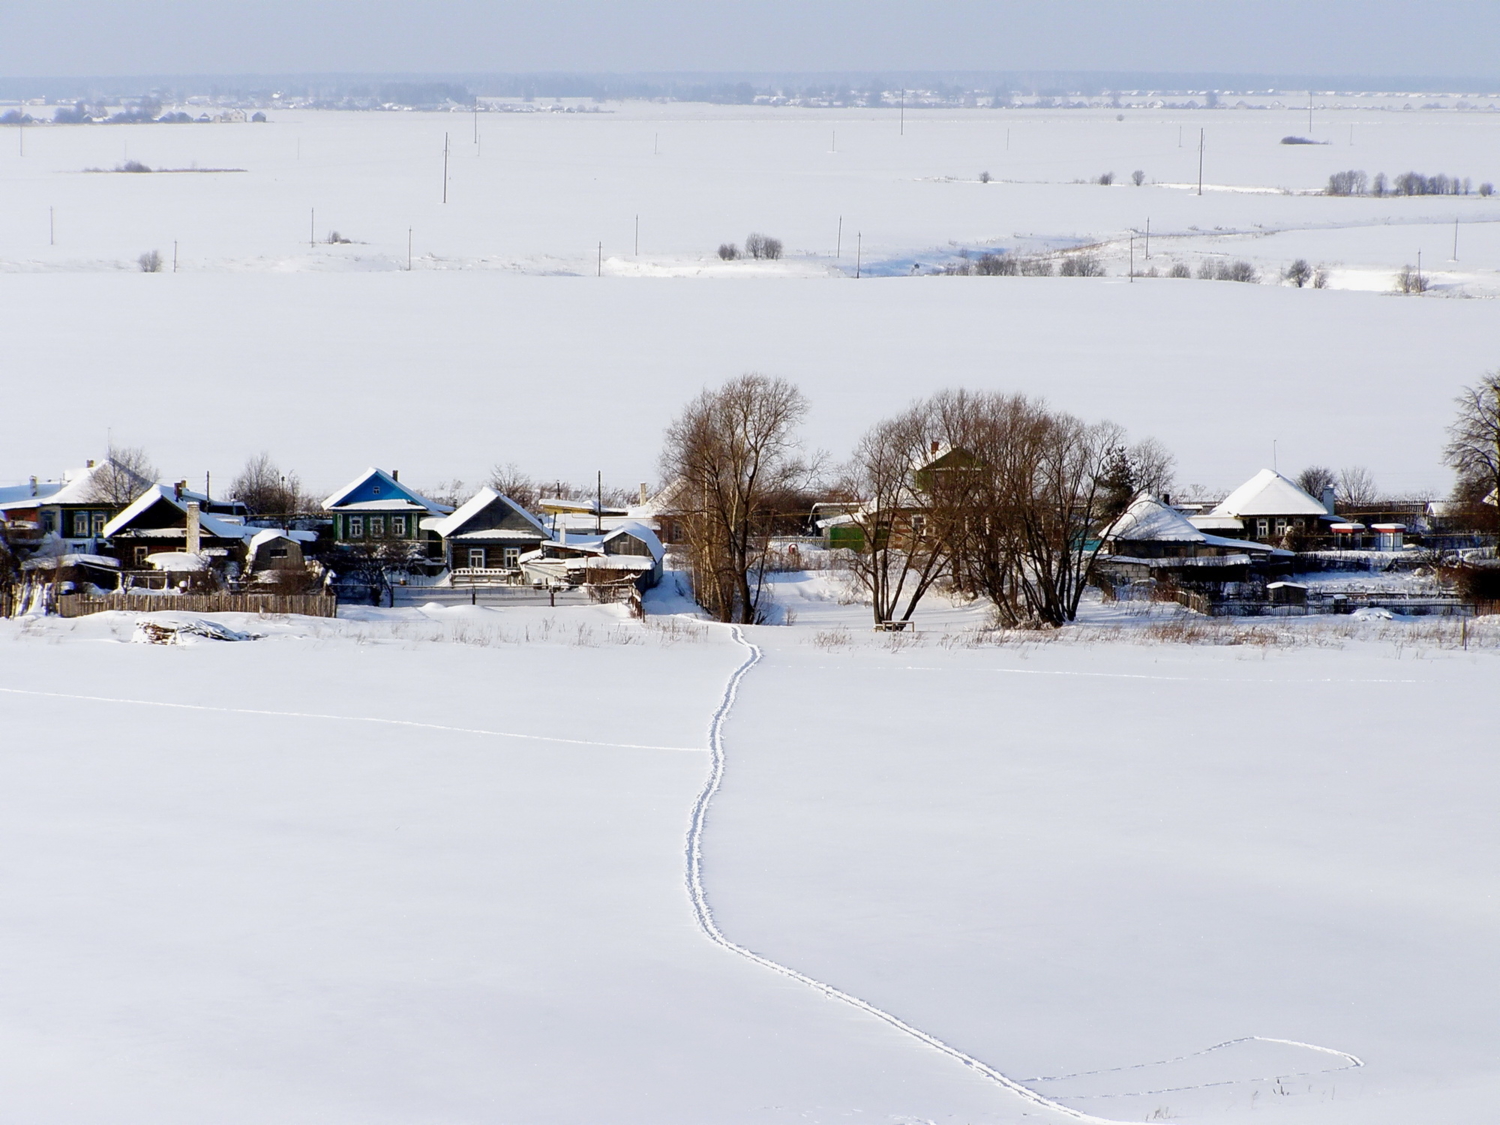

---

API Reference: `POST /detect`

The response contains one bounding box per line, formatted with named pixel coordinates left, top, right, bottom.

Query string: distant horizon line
left=3, top=69, right=1500, bottom=98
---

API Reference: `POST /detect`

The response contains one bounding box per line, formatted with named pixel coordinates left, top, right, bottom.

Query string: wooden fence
left=55, top=592, right=338, bottom=618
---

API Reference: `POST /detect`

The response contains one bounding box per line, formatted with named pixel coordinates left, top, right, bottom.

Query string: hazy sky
left=1, top=0, right=1496, bottom=80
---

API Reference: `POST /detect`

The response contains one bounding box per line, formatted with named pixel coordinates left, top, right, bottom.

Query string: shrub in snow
left=1313, top=266, right=1330, bottom=289
left=1168, top=262, right=1192, bottom=279
left=717, top=243, right=739, bottom=260
left=119, top=160, right=152, bottom=174
left=973, top=253, right=1016, bottom=276
left=1097, top=171, right=1114, bottom=186
left=1059, top=254, right=1104, bottom=277
left=1131, top=169, right=1145, bottom=186
left=1019, top=257, right=1054, bottom=277
left=1283, top=259, right=1312, bottom=287
left=138, top=250, right=163, bottom=273
left=1394, top=265, right=1429, bottom=294
left=979, top=170, right=991, bottom=183
left=1480, top=183, right=1495, bottom=197
left=744, top=233, right=782, bottom=260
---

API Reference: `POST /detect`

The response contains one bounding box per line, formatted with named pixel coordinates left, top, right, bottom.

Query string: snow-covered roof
left=321, top=467, right=451, bottom=515
left=1103, top=495, right=1205, bottom=543
left=247, top=527, right=315, bottom=553
left=564, top=556, right=655, bottom=571
left=447, top=528, right=550, bottom=541
left=102, top=484, right=256, bottom=541
left=20, top=552, right=120, bottom=571
left=424, top=487, right=550, bottom=538
left=145, top=551, right=209, bottom=572
left=0, top=463, right=111, bottom=510
left=603, top=521, right=664, bottom=563
left=628, top=477, right=687, bottom=518
left=1210, top=469, right=1332, bottom=518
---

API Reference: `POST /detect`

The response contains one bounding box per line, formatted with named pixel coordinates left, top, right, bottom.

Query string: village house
left=1096, top=493, right=1290, bottom=585
left=1190, top=469, right=1339, bottom=546
left=321, top=467, right=449, bottom=556
left=0, top=461, right=134, bottom=553
left=420, top=488, right=551, bottom=581
left=520, top=522, right=665, bottom=589
left=101, top=484, right=312, bottom=587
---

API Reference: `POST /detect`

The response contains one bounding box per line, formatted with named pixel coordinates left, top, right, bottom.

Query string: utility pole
left=310, top=207, right=315, bottom=248
left=653, top=132, right=658, bottom=155
left=1453, top=218, right=1459, bottom=261
left=1417, top=249, right=1423, bottom=290
left=173, top=241, right=178, bottom=272
left=1006, top=127, right=1010, bottom=150
left=1145, top=217, right=1150, bottom=258
left=856, top=232, right=862, bottom=278
left=473, top=101, right=479, bottom=144
left=1129, top=236, right=1134, bottom=281
left=831, top=130, right=836, bottom=152
left=596, top=471, right=602, bottom=535
left=1197, top=129, right=1205, bottom=196
left=442, top=132, right=449, bottom=203
left=597, top=242, right=602, bottom=277
left=836, top=215, right=842, bottom=259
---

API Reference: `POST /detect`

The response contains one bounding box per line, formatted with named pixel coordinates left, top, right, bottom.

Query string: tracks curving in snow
left=684, top=624, right=1116, bottom=1124
left=0, top=686, right=703, bottom=753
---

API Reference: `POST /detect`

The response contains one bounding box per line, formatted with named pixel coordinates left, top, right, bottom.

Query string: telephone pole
left=836, top=216, right=842, bottom=259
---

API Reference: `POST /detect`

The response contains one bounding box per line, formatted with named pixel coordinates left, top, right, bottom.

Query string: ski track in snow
left=686, top=625, right=1116, bottom=1124
left=0, top=686, right=705, bottom=753
left=688, top=627, right=1368, bottom=1122
left=1025, top=1036, right=1364, bottom=1100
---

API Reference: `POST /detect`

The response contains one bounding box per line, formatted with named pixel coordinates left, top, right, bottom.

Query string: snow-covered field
left=2, top=587, right=1498, bottom=1124
left=5, top=101, right=1499, bottom=1123
left=4, top=103, right=1500, bottom=493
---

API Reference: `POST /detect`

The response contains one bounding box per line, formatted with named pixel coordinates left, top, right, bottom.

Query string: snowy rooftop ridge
left=321, top=467, right=451, bottom=515
left=1210, top=469, right=1332, bottom=518
left=424, top=487, right=550, bottom=539
left=1103, top=494, right=1206, bottom=543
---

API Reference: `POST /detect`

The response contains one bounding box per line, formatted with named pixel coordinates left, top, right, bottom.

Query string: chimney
left=931, top=440, right=940, bottom=455
left=86, top=459, right=96, bottom=469
left=28, top=476, right=37, bottom=497
left=639, top=482, right=648, bottom=505
left=1321, top=486, right=1337, bottom=516
left=174, top=480, right=185, bottom=502
left=559, top=524, right=567, bottom=545
left=392, top=469, right=399, bottom=481
left=186, top=502, right=202, bottom=555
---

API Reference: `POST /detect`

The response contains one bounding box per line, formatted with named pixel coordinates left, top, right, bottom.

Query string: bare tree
left=1131, top=169, right=1145, bottom=186
left=85, top=445, right=157, bottom=506
left=1338, top=466, right=1379, bottom=508
left=229, top=452, right=303, bottom=517
left=1445, top=371, right=1500, bottom=525
left=934, top=390, right=1120, bottom=628
left=1283, top=259, right=1312, bottom=287
left=661, top=373, right=811, bottom=623
left=1129, top=437, right=1177, bottom=497
left=487, top=462, right=538, bottom=510
left=840, top=401, right=954, bottom=626
left=1296, top=465, right=1337, bottom=500
left=744, top=233, right=783, bottom=261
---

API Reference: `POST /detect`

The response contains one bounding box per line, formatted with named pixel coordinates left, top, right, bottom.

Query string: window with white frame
left=1256, top=518, right=1269, bottom=538
left=503, top=547, right=520, bottom=568
left=1274, top=518, right=1288, bottom=537
left=73, top=512, right=91, bottom=536
left=91, top=513, right=106, bottom=536
left=369, top=516, right=385, bottom=537
left=468, top=548, right=486, bottom=569
left=391, top=516, right=406, bottom=537
left=348, top=516, right=364, bottom=538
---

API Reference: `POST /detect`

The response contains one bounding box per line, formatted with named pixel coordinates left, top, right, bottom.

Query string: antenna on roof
left=1272, top=440, right=1278, bottom=473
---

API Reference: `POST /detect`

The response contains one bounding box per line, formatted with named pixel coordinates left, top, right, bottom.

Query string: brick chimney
left=1321, top=486, right=1337, bottom=516
left=186, top=502, right=202, bottom=556
left=639, top=483, right=648, bottom=505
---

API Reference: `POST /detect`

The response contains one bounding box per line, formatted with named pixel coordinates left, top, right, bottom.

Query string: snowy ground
left=3, top=103, right=1500, bottom=495
left=2, top=586, right=1498, bottom=1124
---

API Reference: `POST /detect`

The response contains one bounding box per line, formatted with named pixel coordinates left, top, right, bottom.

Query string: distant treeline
left=1327, top=169, right=1494, bottom=196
